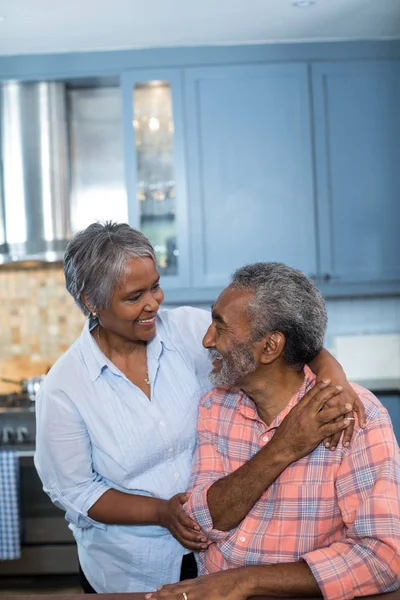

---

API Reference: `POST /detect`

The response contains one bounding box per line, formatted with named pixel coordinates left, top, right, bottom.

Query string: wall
left=0, top=266, right=84, bottom=393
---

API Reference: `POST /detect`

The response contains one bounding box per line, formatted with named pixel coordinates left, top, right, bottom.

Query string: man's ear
left=259, top=332, right=286, bottom=364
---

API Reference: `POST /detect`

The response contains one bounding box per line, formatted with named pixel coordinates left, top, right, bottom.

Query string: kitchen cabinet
left=121, top=69, right=191, bottom=290
left=312, top=60, right=400, bottom=293
left=68, top=84, right=128, bottom=231
left=184, top=64, right=317, bottom=289
left=118, top=51, right=400, bottom=300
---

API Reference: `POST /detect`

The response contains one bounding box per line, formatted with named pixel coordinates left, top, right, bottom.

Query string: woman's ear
left=259, top=332, right=286, bottom=364
left=82, top=295, right=94, bottom=315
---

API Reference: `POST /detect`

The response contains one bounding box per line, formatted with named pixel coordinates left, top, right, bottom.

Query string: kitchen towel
left=0, top=450, right=21, bottom=560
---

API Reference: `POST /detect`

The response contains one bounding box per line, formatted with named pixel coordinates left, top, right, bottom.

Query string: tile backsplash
left=0, top=266, right=85, bottom=393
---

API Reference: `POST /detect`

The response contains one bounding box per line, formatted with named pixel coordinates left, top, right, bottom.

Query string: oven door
left=0, top=452, right=78, bottom=576
left=20, top=453, right=74, bottom=544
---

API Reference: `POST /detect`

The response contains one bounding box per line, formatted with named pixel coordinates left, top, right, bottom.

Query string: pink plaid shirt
left=185, top=367, right=400, bottom=600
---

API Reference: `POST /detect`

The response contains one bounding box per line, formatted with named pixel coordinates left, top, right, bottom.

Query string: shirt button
left=239, top=536, right=246, bottom=542
left=263, top=435, right=269, bottom=442
left=159, top=421, right=165, bottom=427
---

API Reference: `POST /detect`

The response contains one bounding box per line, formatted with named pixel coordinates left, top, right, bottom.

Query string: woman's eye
left=127, top=295, right=141, bottom=303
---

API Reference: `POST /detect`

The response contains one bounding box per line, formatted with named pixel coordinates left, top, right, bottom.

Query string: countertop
left=1, top=591, right=400, bottom=600
left=353, top=378, right=400, bottom=394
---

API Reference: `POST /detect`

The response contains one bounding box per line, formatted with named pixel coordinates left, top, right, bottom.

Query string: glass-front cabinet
left=121, top=70, right=190, bottom=289
left=68, top=83, right=128, bottom=232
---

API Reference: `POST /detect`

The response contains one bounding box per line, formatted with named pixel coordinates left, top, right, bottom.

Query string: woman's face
left=97, top=257, right=164, bottom=343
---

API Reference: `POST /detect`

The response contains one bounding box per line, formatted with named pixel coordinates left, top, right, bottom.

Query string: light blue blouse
left=34, top=307, right=212, bottom=593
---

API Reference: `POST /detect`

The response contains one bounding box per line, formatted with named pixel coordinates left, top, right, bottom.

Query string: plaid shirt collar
left=236, top=365, right=316, bottom=430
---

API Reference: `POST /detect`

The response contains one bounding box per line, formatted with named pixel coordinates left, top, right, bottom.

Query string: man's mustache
left=208, top=348, right=224, bottom=361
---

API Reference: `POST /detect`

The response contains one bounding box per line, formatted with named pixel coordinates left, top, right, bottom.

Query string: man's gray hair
left=231, top=262, right=327, bottom=370
left=64, top=222, right=156, bottom=316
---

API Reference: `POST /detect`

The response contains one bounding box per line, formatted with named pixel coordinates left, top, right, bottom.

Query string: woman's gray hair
left=231, top=262, right=327, bottom=370
left=64, top=222, right=156, bottom=316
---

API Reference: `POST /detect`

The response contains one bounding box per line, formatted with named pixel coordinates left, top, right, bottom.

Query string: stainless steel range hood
left=0, top=81, right=70, bottom=265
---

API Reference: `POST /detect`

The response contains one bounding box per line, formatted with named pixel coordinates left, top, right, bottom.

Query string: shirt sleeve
left=166, top=306, right=213, bottom=394
left=34, top=386, right=111, bottom=530
left=184, top=394, right=231, bottom=543
left=302, top=404, right=400, bottom=600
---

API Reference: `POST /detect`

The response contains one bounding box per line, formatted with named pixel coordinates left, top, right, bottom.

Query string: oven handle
left=16, top=449, right=35, bottom=458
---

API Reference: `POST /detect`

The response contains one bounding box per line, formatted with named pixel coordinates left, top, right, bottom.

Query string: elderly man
left=148, top=263, right=400, bottom=600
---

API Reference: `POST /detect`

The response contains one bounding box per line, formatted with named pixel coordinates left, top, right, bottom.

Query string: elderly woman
left=35, top=222, right=364, bottom=594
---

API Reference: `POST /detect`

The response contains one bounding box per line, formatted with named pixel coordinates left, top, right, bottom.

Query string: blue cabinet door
left=312, top=61, right=400, bottom=287
left=184, top=64, right=317, bottom=289
left=121, top=69, right=190, bottom=290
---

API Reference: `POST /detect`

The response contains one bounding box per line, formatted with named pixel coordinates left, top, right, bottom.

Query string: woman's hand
left=157, top=493, right=208, bottom=551
left=269, top=380, right=354, bottom=463
left=321, top=379, right=366, bottom=451
left=309, top=348, right=366, bottom=450
left=145, top=569, right=248, bottom=600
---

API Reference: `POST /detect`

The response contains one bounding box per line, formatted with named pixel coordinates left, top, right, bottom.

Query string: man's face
left=203, top=286, right=259, bottom=387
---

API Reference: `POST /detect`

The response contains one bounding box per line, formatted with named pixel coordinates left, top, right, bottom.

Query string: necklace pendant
left=144, top=377, right=150, bottom=385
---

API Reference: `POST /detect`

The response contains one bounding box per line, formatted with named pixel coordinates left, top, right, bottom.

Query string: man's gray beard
left=209, top=343, right=258, bottom=387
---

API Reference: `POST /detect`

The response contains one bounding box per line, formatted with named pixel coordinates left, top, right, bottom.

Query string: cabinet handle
left=308, top=273, right=332, bottom=283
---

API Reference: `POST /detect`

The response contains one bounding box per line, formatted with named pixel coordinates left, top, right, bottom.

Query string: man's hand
left=157, top=493, right=208, bottom=551
left=145, top=569, right=248, bottom=600
left=269, top=380, right=353, bottom=463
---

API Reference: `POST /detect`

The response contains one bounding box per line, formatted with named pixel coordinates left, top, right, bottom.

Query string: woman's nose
left=144, top=292, right=160, bottom=311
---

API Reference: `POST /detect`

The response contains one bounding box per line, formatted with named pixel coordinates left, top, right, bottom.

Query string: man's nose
left=202, top=324, right=215, bottom=349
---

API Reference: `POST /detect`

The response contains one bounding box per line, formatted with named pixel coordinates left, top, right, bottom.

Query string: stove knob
left=16, top=426, right=29, bottom=443
left=2, top=426, right=15, bottom=444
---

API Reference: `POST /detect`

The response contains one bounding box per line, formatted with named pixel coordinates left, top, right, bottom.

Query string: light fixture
left=292, top=0, right=316, bottom=7
left=148, top=117, right=160, bottom=132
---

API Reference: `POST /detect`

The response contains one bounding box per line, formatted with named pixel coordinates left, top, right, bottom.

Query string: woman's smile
left=136, top=315, right=157, bottom=327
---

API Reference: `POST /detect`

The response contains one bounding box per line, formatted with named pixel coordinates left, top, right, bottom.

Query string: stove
left=0, top=392, right=77, bottom=575
left=0, top=393, right=35, bottom=451
left=0, top=392, right=34, bottom=409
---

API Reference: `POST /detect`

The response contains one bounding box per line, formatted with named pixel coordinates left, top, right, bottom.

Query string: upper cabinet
left=120, top=55, right=400, bottom=299
left=68, top=84, right=128, bottom=231
left=184, top=64, right=317, bottom=289
left=121, top=69, right=190, bottom=290
left=312, top=60, right=400, bottom=291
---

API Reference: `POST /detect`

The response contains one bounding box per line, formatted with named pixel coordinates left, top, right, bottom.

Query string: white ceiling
left=0, top=0, right=399, bottom=56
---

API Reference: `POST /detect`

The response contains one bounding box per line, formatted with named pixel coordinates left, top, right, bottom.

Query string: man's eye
left=152, top=283, right=160, bottom=291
